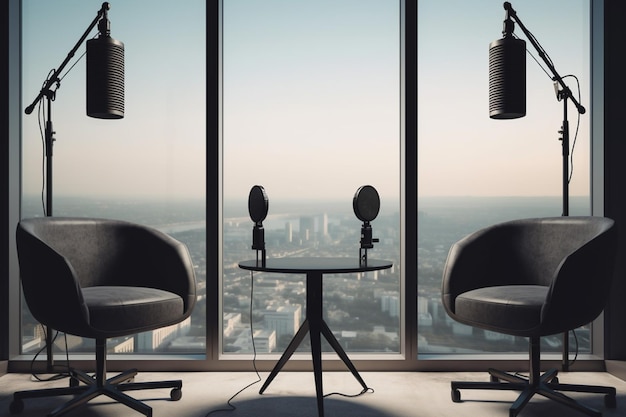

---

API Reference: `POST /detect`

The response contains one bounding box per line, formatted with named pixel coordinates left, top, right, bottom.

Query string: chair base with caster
left=9, top=340, right=183, bottom=417
left=450, top=337, right=616, bottom=417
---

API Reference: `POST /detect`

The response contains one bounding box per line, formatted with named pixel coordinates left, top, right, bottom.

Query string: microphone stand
left=23, top=2, right=111, bottom=374
left=503, top=2, right=585, bottom=372
left=252, top=222, right=266, bottom=267
left=359, top=221, right=379, bottom=266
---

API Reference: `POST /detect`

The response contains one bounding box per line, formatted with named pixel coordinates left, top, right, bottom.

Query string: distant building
left=372, top=326, right=399, bottom=342
left=381, top=291, right=400, bottom=318
left=111, top=336, right=134, bottom=353
left=299, top=214, right=328, bottom=241
left=417, top=295, right=433, bottom=327
left=321, top=213, right=328, bottom=237
left=264, top=305, right=302, bottom=339
left=136, top=316, right=191, bottom=351
left=285, top=222, right=292, bottom=243
left=224, top=312, right=242, bottom=337
left=169, top=336, right=207, bottom=351
left=300, top=216, right=315, bottom=241
left=253, top=329, right=277, bottom=353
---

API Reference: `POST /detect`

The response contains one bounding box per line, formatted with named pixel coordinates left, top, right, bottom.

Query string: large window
left=417, top=0, right=592, bottom=356
left=20, top=0, right=206, bottom=356
left=12, top=0, right=602, bottom=370
left=221, top=0, right=403, bottom=356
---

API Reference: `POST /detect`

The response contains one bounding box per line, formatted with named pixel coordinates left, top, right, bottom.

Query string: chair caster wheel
left=9, top=399, right=24, bottom=414
left=69, top=377, right=79, bottom=387
left=451, top=389, right=461, bottom=403
left=605, top=394, right=616, bottom=408
left=490, top=375, right=499, bottom=382
left=171, top=388, right=182, bottom=401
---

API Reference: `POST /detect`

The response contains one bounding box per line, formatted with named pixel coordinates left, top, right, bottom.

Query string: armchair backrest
left=17, top=217, right=197, bottom=333
left=541, top=217, right=618, bottom=332
left=442, top=217, right=617, bottom=332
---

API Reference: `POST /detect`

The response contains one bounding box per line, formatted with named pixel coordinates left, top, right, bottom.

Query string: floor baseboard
left=606, top=360, right=626, bottom=382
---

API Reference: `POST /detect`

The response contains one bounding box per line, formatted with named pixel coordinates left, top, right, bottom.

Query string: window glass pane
left=222, top=0, right=402, bottom=355
left=417, top=0, right=591, bottom=355
left=20, top=0, right=206, bottom=356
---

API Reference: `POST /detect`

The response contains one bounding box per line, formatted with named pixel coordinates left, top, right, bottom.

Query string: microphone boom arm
left=503, top=1, right=585, bottom=114
left=24, top=2, right=111, bottom=115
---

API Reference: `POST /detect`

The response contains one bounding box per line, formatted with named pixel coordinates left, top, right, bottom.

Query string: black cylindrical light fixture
left=86, top=35, right=124, bottom=119
left=489, top=36, right=526, bottom=119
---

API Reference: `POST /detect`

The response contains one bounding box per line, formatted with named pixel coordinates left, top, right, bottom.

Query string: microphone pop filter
left=353, top=185, right=380, bottom=222
left=87, top=36, right=124, bottom=119
left=248, top=185, right=269, bottom=224
left=489, top=36, right=526, bottom=119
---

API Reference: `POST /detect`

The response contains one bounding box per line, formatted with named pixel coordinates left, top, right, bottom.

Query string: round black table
left=239, top=257, right=392, bottom=417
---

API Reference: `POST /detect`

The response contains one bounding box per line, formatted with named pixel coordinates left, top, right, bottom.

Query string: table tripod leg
left=310, top=315, right=324, bottom=417
left=259, top=319, right=310, bottom=394
left=321, top=320, right=368, bottom=390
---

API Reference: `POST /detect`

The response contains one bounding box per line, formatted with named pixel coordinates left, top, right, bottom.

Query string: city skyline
left=20, top=193, right=590, bottom=357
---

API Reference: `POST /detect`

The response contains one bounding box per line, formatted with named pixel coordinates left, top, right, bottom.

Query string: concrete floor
left=1, top=370, right=626, bottom=417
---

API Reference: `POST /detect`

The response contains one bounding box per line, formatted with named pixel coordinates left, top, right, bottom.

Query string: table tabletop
left=238, top=256, right=392, bottom=274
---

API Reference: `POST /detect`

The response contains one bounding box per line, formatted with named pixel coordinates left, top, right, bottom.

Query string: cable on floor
left=205, top=271, right=261, bottom=416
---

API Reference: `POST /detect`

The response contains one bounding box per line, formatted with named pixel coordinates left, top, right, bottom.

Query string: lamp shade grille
left=86, top=37, right=124, bottom=119
left=489, top=37, right=526, bottom=119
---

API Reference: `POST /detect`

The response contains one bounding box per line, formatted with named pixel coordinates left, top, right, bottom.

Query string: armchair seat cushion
left=82, top=286, right=184, bottom=337
left=455, top=285, right=548, bottom=336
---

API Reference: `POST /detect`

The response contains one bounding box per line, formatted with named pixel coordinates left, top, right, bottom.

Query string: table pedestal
left=259, top=271, right=368, bottom=417
left=239, top=258, right=392, bottom=417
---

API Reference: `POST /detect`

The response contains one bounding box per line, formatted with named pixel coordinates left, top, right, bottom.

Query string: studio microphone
left=248, top=185, right=269, bottom=265
left=86, top=2, right=124, bottom=119
left=489, top=2, right=526, bottom=119
left=353, top=185, right=380, bottom=264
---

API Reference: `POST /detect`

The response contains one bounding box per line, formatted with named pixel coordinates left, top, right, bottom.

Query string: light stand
left=23, top=2, right=117, bottom=373
left=497, top=2, right=586, bottom=371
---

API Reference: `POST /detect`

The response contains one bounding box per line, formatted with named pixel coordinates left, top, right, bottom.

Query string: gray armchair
left=10, top=217, right=196, bottom=417
left=441, top=216, right=618, bottom=417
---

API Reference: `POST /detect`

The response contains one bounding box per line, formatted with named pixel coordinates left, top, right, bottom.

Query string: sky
left=222, top=0, right=401, bottom=203
left=418, top=0, right=590, bottom=197
left=22, top=0, right=206, bottom=200
left=21, top=0, right=591, bottom=203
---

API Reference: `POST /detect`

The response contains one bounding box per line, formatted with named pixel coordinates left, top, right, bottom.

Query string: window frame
left=5, top=0, right=607, bottom=373
left=212, top=0, right=414, bottom=372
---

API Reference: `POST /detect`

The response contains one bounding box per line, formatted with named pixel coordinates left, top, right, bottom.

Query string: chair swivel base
left=451, top=367, right=616, bottom=417
left=9, top=368, right=182, bottom=417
